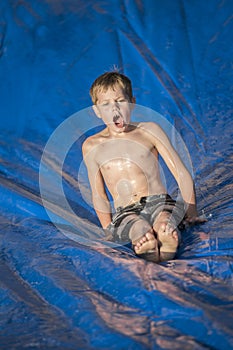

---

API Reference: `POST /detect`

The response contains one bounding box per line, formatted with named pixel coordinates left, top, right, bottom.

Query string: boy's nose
left=112, top=101, right=120, bottom=110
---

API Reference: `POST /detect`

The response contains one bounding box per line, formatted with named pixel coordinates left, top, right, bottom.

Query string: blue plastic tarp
left=0, top=1, right=233, bottom=349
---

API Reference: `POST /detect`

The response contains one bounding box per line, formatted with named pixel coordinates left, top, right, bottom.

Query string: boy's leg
left=108, top=209, right=160, bottom=262
left=127, top=216, right=160, bottom=263
left=152, top=211, right=181, bottom=262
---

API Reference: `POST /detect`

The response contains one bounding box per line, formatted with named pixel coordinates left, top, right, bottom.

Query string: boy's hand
left=184, top=203, right=209, bottom=226
left=184, top=214, right=208, bottom=226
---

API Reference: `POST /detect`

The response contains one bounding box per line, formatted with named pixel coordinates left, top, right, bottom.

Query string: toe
left=160, top=223, right=167, bottom=232
left=169, top=225, right=174, bottom=232
left=139, top=237, right=146, bottom=245
left=145, top=232, right=155, bottom=241
left=172, top=230, right=179, bottom=241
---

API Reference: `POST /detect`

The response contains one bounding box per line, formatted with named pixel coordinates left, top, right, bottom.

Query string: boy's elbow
left=92, top=195, right=110, bottom=212
left=179, top=170, right=194, bottom=186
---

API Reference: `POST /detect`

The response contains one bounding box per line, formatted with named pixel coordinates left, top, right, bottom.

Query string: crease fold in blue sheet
left=0, top=1, right=232, bottom=349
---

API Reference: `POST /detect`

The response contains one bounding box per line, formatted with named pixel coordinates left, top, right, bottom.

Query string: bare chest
left=95, top=138, right=157, bottom=172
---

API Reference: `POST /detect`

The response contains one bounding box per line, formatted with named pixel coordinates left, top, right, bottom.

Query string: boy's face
left=94, top=85, right=135, bottom=134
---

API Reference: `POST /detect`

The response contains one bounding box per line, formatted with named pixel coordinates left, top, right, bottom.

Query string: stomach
left=108, top=175, right=167, bottom=208
left=100, top=157, right=167, bottom=208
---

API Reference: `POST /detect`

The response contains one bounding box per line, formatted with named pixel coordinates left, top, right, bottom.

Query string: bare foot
left=156, top=222, right=181, bottom=261
left=133, top=231, right=157, bottom=255
left=129, top=219, right=160, bottom=262
left=158, top=222, right=180, bottom=251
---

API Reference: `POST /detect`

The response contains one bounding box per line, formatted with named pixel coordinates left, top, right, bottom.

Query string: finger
left=184, top=216, right=207, bottom=226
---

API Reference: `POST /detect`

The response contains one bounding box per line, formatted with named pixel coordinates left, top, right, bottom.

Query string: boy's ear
left=92, top=105, right=102, bottom=119
left=130, top=96, right=136, bottom=111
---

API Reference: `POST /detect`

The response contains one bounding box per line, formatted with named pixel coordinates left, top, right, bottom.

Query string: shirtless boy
left=82, top=72, right=206, bottom=262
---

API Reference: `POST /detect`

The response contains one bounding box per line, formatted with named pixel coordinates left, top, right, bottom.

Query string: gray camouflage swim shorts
left=106, top=194, right=186, bottom=243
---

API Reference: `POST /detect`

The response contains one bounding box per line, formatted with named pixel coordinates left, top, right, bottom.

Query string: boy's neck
left=105, top=123, right=137, bottom=137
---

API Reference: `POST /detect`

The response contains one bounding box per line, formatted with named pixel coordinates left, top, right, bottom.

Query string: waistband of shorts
left=140, top=193, right=171, bottom=204
left=116, top=194, right=171, bottom=212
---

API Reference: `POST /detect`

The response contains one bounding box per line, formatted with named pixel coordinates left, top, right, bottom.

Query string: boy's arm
left=82, top=139, right=112, bottom=229
left=91, top=169, right=112, bottom=229
left=145, top=123, right=205, bottom=223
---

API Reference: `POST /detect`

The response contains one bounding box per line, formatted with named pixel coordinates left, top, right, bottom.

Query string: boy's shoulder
left=138, top=121, right=159, bottom=128
left=82, top=129, right=105, bottom=153
left=138, top=121, right=162, bottom=134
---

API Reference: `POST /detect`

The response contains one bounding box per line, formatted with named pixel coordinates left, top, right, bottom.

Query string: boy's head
left=90, top=71, right=134, bottom=105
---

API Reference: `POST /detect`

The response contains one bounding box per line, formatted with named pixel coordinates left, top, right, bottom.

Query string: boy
left=82, top=72, right=206, bottom=262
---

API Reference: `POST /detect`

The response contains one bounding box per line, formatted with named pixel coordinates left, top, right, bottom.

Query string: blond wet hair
left=90, top=71, right=134, bottom=104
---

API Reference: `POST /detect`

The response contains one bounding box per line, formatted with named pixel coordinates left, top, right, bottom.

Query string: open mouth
left=113, top=114, right=124, bottom=128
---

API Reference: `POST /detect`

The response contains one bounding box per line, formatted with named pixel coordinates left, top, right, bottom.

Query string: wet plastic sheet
left=0, top=1, right=233, bottom=349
